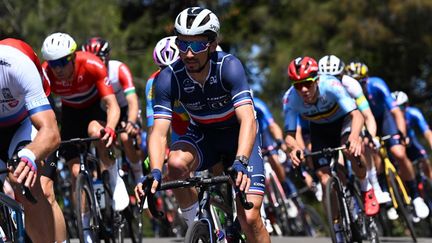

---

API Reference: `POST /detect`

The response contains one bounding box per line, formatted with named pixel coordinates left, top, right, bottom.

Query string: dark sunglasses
left=48, top=55, right=72, bottom=68
left=176, top=39, right=210, bottom=54
left=293, top=77, right=318, bottom=90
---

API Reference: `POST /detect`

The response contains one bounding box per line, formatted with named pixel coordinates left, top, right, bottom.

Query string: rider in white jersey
left=318, top=55, right=391, bottom=205
left=0, top=43, right=60, bottom=243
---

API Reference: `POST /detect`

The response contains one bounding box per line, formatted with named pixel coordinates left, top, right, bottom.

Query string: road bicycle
left=60, top=135, right=125, bottom=242
left=300, top=145, right=380, bottom=243
left=140, top=168, right=253, bottom=243
left=377, top=135, right=417, bottom=242
left=0, top=157, right=37, bottom=243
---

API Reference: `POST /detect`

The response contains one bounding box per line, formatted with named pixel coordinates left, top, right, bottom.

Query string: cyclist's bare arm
left=235, top=104, right=256, bottom=159
left=347, top=109, right=364, bottom=157
left=27, top=109, right=60, bottom=161
left=285, top=131, right=303, bottom=167
left=125, top=93, right=139, bottom=134
left=391, top=107, right=407, bottom=137
left=424, top=129, right=432, bottom=150
left=268, top=121, right=287, bottom=151
left=101, top=94, right=120, bottom=146
left=15, top=109, right=60, bottom=187
left=361, top=108, right=377, bottom=138
left=148, top=119, right=171, bottom=172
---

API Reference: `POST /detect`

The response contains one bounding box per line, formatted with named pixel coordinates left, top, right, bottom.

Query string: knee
left=239, top=207, right=262, bottom=230
left=87, top=120, right=103, bottom=137
left=167, top=156, right=190, bottom=179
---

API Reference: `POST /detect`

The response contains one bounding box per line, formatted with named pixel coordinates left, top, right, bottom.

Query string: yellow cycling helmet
left=345, top=61, right=369, bottom=80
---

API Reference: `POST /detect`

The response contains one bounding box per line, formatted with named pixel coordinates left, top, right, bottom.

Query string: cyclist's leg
left=166, top=138, right=201, bottom=227
left=40, top=159, right=67, bottom=243
left=120, top=132, right=143, bottom=182
left=340, top=119, right=379, bottom=216
left=88, top=103, right=130, bottom=212
left=7, top=118, right=55, bottom=243
left=262, top=130, right=286, bottom=182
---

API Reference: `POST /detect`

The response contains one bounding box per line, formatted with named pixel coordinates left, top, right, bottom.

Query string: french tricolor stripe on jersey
left=153, top=105, right=173, bottom=120
left=189, top=108, right=236, bottom=124
left=61, top=85, right=99, bottom=107
left=232, top=90, right=253, bottom=108
left=0, top=105, right=27, bottom=127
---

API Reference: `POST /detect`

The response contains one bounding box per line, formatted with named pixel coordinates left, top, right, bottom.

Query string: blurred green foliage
left=1, top=0, right=432, bottom=126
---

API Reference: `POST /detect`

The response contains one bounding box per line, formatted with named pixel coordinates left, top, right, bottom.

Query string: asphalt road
left=70, top=237, right=432, bottom=242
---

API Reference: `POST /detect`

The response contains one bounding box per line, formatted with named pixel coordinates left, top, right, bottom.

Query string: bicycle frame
left=379, top=138, right=411, bottom=207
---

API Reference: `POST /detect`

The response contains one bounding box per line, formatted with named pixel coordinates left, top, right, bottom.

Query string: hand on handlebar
left=347, top=135, right=362, bottom=157
left=100, top=127, right=116, bottom=147
left=121, top=121, right=139, bottom=137
left=289, top=149, right=304, bottom=168
left=13, top=149, right=38, bottom=188
left=231, top=160, right=250, bottom=192
left=134, top=169, right=162, bottom=203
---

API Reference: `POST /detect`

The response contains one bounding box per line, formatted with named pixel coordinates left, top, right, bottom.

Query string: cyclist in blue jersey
left=284, top=57, right=379, bottom=237
left=136, top=7, right=270, bottom=242
left=319, top=55, right=391, bottom=205
left=345, top=62, right=429, bottom=219
left=392, top=91, right=432, bottom=180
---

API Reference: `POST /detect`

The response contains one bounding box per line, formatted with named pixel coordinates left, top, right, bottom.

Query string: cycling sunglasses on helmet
left=176, top=39, right=210, bottom=54
left=293, top=76, right=318, bottom=90
left=48, top=55, right=73, bottom=68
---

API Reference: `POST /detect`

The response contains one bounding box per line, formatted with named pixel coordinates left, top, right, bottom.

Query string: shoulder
left=77, top=51, right=106, bottom=71
left=407, top=106, right=422, bottom=116
left=108, top=60, right=122, bottom=69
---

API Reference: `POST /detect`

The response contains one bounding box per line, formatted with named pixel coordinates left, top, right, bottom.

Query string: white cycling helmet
left=318, top=55, right=345, bottom=76
left=174, top=7, right=220, bottom=41
left=41, top=32, right=77, bottom=61
left=153, top=36, right=180, bottom=67
left=391, top=91, right=409, bottom=106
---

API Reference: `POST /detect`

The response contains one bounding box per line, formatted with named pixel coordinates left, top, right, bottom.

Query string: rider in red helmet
left=284, top=56, right=379, bottom=238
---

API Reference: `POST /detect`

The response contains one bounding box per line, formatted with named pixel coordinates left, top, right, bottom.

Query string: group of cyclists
left=1, top=5, right=432, bottom=243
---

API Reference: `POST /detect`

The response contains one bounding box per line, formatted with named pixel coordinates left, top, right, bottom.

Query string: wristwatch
left=235, top=155, right=249, bottom=166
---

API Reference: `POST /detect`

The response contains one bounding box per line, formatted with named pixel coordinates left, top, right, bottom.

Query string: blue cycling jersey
left=283, top=75, right=357, bottom=133
left=364, top=77, right=398, bottom=119
left=405, top=106, right=430, bottom=138
left=153, top=52, right=253, bottom=128
left=253, top=97, right=274, bottom=132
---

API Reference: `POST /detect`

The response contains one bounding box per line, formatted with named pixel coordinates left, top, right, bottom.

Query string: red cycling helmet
left=81, top=37, right=111, bottom=63
left=287, top=56, right=319, bottom=81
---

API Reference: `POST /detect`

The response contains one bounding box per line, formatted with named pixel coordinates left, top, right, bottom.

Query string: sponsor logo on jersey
left=1, top=88, right=18, bottom=108
left=209, top=76, right=217, bottom=85
left=183, top=79, right=195, bottom=93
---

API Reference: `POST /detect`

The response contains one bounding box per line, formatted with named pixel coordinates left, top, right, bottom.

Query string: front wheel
left=387, top=170, right=417, bottom=242
left=184, top=221, right=212, bottom=243
left=75, top=173, right=100, bottom=243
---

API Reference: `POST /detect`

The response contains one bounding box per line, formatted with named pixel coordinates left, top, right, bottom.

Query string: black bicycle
left=140, top=168, right=253, bottom=243
left=0, top=157, right=37, bottom=243
left=60, top=135, right=125, bottom=242
left=300, top=146, right=380, bottom=243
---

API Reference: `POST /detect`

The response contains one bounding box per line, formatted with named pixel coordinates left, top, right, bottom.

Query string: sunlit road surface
left=70, top=237, right=432, bottom=242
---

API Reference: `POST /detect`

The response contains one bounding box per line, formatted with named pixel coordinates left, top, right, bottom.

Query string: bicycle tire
left=184, top=220, right=212, bottom=243
left=325, top=177, right=358, bottom=243
left=75, top=173, right=100, bottom=243
left=301, top=204, right=327, bottom=236
left=122, top=204, right=143, bottom=243
left=387, top=170, right=417, bottom=242
left=268, top=173, right=292, bottom=235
